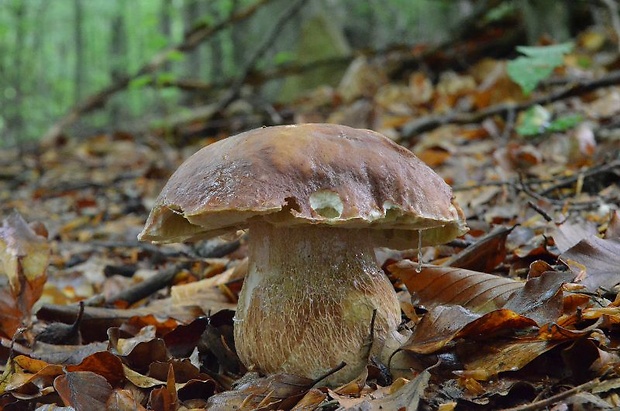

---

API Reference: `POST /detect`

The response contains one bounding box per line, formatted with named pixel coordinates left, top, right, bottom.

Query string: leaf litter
left=1, top=25, right=620, bottom=411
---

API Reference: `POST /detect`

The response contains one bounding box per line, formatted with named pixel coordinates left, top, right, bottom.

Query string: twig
left=538, top=158, right=620, bottom=196
left=105, top=261, right=190, bottom=307
left=402, top=70, right=620, bottom=138
left=41, top=0, right=275, bottom=143
left=498, top=378, right=601, bottom=411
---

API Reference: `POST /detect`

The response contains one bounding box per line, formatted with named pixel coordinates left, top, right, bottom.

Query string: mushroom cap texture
left=139, top=123, right=467, bottom=248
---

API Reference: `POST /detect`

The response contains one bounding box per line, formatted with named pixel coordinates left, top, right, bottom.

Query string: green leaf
left=167, top=50, right=185, bottom=62
left=128, top=75, right=153, bottom=90
left=548, top=114, right=583, bottom=132
left=516, top=105, right=551, bottom=136
left=156, top=72, right=176, bottom=86
left=507, top=42, right=574, bottom=95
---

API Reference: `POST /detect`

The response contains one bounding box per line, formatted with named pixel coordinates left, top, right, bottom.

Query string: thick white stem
left=234, top=220, right=402, bottom=385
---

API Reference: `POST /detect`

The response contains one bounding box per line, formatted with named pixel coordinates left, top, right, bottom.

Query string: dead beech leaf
left=404, top=306, right=537, bottom=355
left=459, top=338, right=559, bottom=378
left=549, top=220, right=598, bottom=254
left=290, top=388, right=327, bottom=410
left=560, top=236, right=620, bottom=291
left=389, top=261, right=522, bottom=314
left=366, top=369, right=431, bottom=411
left=0, top=211, right=50, bottom=337
left=106, top=389, right=148, bottom=411
left=0, top=211, right=50, bottom=293
left=457, top=309, right=538, bottom=339
left=503, top=271, right=574, bottom=326
left=54, top=371, right=113, bottom=411
left=148, top=364, right=177, bottom=411
left=442, top=225, right=513, bottom=272
left=206, top=373, right=313, bottom=411
left=65, top=351, right=125, bottom=387
left=403, top=305, right=478, bottom=354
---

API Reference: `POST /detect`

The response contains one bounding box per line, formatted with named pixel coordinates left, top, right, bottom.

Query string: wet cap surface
left=139, top=123, right=467, bottom=248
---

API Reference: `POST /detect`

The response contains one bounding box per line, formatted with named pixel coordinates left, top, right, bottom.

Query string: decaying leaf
left=0, top=211, right=50, bottom=337
left=206, top=372, right=314, bottom=410
left=54, top=371, right=113, bottom=411
left=560, top=236, right=620, bottom=291
left=389, top=262, right=522, bottom=314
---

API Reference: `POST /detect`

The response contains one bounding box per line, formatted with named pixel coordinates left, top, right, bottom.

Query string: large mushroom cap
left=139, top=123, right=467, bottom=248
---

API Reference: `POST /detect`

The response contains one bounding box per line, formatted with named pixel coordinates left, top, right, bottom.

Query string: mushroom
left=139, top=123, right=467, bottom=385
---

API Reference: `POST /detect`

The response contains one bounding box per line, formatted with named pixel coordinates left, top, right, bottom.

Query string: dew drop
left=416, top=230, right=423, bottom=273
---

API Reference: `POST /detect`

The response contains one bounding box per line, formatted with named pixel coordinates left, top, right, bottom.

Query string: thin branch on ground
left=498, top=378, right=602, bottom=411
left=401, top=70, right=620, bottom=138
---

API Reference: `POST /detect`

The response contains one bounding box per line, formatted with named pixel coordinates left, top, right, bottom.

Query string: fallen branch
left=402, top=70, right=620, bottom=138
left=498, top=378, right=602, bottom=411
left=105, top=262, right=190, bottom=307
left=41, top=0, right=275, bottom=143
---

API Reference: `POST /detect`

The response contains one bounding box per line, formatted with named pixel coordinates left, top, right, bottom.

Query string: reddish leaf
left=457, top=309, right=538, bottom=339
left=404, top=305, right=537, bottom=355
left=390, top=261, right=522, bottom=314
left=65, top=351, right=125, bottom=387
left=54, top=371, right=113, bottom=411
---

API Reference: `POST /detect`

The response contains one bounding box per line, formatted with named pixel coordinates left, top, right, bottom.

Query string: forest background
left=0, top=0, right=589, bottom=146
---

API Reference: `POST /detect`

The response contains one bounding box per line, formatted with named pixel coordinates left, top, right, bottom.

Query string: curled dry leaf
left=389, top=261, right=522, bottom=314
left=0, top=211, right=50, bottom=337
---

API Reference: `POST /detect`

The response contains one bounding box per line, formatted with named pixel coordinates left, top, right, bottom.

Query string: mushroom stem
left=234, top=220, right=402, bottom=385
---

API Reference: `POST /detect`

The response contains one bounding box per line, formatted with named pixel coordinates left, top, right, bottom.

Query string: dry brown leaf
left=403, top=305, right=478, bottom=354
left=503, top=271, right=574, bottom=326
left=54, top=371, right=113, bottom=411
left=106, top=389, right=148, bottom=411
left=206, top=373, right=313, bottom=411
left=0, top=211, right=50, bottom=337
left=65, top=351, right=125, bottom=387
left=560, top=236, right=620, bottom=291
left=458, top=338, right=559, bottom=378
left=442, top=225, right=512, bottom=272
left=389, top=261, right=522, bottom=314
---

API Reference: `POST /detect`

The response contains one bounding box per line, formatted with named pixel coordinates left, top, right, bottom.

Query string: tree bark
left=74, top=0, right=85, bottom=104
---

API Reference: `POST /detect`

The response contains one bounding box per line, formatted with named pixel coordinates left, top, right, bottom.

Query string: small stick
left=498, top=378, right=601, bottom=411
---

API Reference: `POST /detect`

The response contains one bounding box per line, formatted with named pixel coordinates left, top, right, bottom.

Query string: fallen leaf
left=390, top=262, right=522, bottom=314
left=503, top=271, right=574, bottom=326
left=0, top=211, right=50, bottom=337
left=560, top=236, right=620, bottom=291
left=442, top=225, right=513, bottom=272
left=54, top=371, right=113, bottom=411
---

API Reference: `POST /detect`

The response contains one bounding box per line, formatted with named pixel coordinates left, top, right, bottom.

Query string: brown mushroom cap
left=139, top=123, right=467, bottom=248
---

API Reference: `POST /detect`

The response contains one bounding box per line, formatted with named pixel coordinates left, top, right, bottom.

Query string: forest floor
left=1, top=26, right=620, bottom=411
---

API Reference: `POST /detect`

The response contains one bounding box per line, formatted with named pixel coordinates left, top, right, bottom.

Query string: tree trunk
left=74, top=0, right=85, bottom=104
left=109, top=1, right=127, bottom=124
